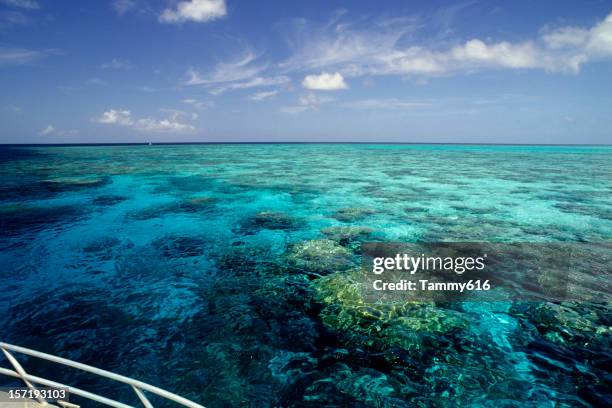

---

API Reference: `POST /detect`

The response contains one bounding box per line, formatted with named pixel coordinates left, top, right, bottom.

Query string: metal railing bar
left=132, top=386, right=154, bottom=408
left=0, top=367, right=133, bottom=408
left=56, top=400, right=80, bottom=408
left=0, top=343, right=205, bottom=408
left=0, top=347, right=47, bottom=406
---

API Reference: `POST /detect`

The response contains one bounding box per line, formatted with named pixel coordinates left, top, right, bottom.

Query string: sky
left=0, top=0, right=611, bottom=144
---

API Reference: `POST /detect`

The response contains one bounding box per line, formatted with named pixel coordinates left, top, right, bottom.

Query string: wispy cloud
left=279, top=14, right=420, bottom=76
left=0, top=0, right=39, bottom=10
left=249, top=90, right=278, bottom=101
left=101, top=58, right=133, bottom=70
left=209, top=75, right=290, bottom=95
left=183, top=48, right=290, bottom=95
left=0, top=47, right=56, bottom=66
left=87, top=78, right=107, bottom=86
left=96, top=108, right=196, bottom=132
left=342, top=98, right=431, bottom=110
left=159, top=0, right=226, bottom=24
left=0, top=10, right=29, bottom=27
left=7, top=105, right=22, bottom=113
left=281, top=93, right=333, bottom=114
left=36, top=125, right=78, bottom=137
left=183, top=98, right=214, bottom=109
left=112, top=0, right=136, bottom=16
left=185, top=50, right=264, bottom=85
left=57, top=77, right=106, bottom=94
left=0, top=0, right=38, bottom=28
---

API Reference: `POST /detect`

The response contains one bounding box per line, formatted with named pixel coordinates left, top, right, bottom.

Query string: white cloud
left=542, top=26, right=589, bottom=50
left=101, top=58, right=133, bottom=70
left=281, top=93, right=333, bottom=114
left=540, top=14, right=612, bottom=60
left=302, top=72, right=348, bottom=90
left=585, top=12, right=612, bottom=57
left=38, top=125, right=54, bottom=135
left=96, top=108, right=196, bottom=132
left=281, top=11, right=612, bottom=79
left=249, top=90, right=278, bottom=101
left=97, top=109, right=134, bottom=126
left=159, top=0, right=226, bottom=24
left=450, top=39, right=539, bottom=69
left=0, top=0, right=39, bottom=9
left=134, top=117, right=195, bottom=132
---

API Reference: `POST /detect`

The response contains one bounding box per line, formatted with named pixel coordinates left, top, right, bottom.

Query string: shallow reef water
left=0, top=144, right=610, bottom=407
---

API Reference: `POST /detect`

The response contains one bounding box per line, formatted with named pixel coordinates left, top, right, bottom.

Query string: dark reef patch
left=82, top=236, right=121, bottom=260
left=320, top=225, right=373, bottom=242
left=320, top=225, right=377, bottom=253
left=0, top=179, right=49, bottom=201
left=510, top=301, right=612, bottom=407
left=0, top=176, right=110, bottom=201
left=151, top=234, right=210, bottom=259
left=127, top=197, right=218, bottom=220
left=0, top=203, right=84, bottom=237
left=0, top=147, right=45, bottom=162
left=2, top=288, right=143, bottom=405
left=450, top=204, right=497, bottom=215
left=555, top=202, right=612, bottom=221
left=155, top=175, right=218, bottom=193
left=237, top=211, right=304, bottom=234
left=181, top=195, right=219, bottom=212
left=93, top=195, right=127, bottom=206
left=404, top=205, right=430, bottom=214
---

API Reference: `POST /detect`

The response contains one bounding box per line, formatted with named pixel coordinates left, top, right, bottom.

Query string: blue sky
left=1, top=0, right=611, bottom=143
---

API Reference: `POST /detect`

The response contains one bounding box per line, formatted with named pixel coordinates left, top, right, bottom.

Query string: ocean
left=0, top=144, right=610, bottom=407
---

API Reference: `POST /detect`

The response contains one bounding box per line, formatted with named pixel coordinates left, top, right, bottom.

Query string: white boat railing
left=0, top=342, right=206, bottom=408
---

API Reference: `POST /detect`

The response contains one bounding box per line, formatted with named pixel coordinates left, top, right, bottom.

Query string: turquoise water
left=0, top=144, right=610, bottom=407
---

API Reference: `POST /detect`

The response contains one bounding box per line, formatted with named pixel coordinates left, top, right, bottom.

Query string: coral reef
left=286, top=239, right=355, bottom=275
left=238, top=211, right=303, bottom=233
left=1, top=144, right=610, bottom=407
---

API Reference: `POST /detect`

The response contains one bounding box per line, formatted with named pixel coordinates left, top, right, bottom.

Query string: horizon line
left=1, top=142, right=611, bottom=147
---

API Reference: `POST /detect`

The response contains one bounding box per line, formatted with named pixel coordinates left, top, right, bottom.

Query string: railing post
left=132, top=385, right=154, bottom=408
left=56, top=400, right=80, bottom=408
left=0, top=345, right=48, bottom=406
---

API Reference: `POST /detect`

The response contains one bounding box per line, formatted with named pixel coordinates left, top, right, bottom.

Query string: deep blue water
left=0, top=144, right=610, bottom=407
